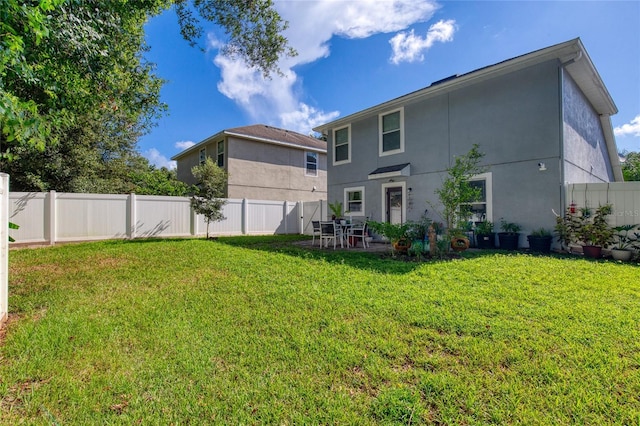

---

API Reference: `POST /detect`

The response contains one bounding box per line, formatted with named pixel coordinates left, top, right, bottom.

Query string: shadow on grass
left=101, top=235, right=640, bottom=273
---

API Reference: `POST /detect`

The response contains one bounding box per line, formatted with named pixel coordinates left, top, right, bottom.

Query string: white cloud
left=209, top=0, right=441, bottom=134
left=145, top=148, right=176, bottom=170
left=175, top=140, right=195, bottom=150
left=389, top=19, right=456, bottom=64
left=614, top=115, right=640, bottom=137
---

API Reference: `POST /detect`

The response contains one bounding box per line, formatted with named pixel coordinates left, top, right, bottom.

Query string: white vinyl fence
left=0, top=174, right=8, bottom=324
left=9, top=191, right=327, bottom=246
left=565, top=182, right=640, bottom=227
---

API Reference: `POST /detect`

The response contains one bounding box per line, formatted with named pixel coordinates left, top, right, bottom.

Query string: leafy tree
left=622, top=151, right=640, bottom=181
left=434, top=144, right=486, bottom=235
left=190, top=158, right=228, bottom=238
left=174, top=0, right=296, bottom=77
left=129, top=166, right=193, bottom=196
left=1, top=0, right=294, bottom=178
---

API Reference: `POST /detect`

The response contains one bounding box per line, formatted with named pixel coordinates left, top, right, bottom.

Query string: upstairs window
left=305, top=151, right=318, bottom=176
left=217, top=141, right=225, bottom=168
left=333, top=125, right=351, bottom=165
left=199, top=148, right=206, bottom=165
left=379, top=108, right=404, bottom=156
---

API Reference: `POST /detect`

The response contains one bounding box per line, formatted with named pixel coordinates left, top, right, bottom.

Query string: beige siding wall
left=175, top=142, right=216, bottom=185
left=226, top=137, right=326, bottom=202
left=176, top=136, right=327, bottom=202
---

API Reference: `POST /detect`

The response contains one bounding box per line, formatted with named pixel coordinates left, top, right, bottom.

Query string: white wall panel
left=56, top=193, right=128, bottom=241
left=136, top=195, right=192, bottom=237
left=566, top=183, right=640, bottom=227
left=9, top=192, right=48, bottom=243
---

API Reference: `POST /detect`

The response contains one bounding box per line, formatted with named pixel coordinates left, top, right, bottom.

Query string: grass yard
left=1, top=236, right=639, bottom=424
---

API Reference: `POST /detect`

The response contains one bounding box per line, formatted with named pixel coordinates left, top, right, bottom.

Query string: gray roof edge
left=171, top=125, right=326, bottom=161
left=314, top=38, right=616, bottom=133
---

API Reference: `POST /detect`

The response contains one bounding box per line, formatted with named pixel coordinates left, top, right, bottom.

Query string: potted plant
left=475, top=221, right=495, bottom=249
left=610, top=224, right=638, bottom=261
left=407, top=214, right=432, bottom=248
left=450, top=230, right=471, bottom=252
left=498, top=219, right=521, bottom=250
left=556, top=204, right=613, bottom=259
left=328, top=201, right=343, bottom=221
left=368, top=221, right=411, bottom=254
left=527, top=227, right=553, bottom=254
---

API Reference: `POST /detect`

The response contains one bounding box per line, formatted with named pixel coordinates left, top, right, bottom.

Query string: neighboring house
left=313, top=38, right=622, bottom=244
left=172, top=124, right=327, bottom=202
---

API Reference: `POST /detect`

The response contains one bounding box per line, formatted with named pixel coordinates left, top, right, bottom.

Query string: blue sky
left=139, top=0, right=640, bottom=169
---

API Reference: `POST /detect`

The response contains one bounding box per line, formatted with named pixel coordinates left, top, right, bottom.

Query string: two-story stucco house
left=172, top=124, right=327, bottom=202
left=313, top=38, right=622, bottom=246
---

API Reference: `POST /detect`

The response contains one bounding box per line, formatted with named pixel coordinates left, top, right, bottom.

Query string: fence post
left=128, top=193, right=137, bottom=239
left=190, top=204, right=197, bottom=236
left=299, top=201, right=303, bottom=235
left=284, top=201, right=289, bottom=234
left=0, top=173, right=8, bottom=325
left=242, top=198, right=248, bottom=235
left=47, top=190, right=56, bottom=245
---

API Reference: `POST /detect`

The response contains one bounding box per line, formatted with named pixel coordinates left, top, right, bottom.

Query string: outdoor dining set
left=311, top=220, right=369, bottom=249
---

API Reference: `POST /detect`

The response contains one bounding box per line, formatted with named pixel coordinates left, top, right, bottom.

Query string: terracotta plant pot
left=392, top=238, right=412, bottom=254
left=450, top=236, right=470, bottom=252
left=582, top=245, right=602, bottom=259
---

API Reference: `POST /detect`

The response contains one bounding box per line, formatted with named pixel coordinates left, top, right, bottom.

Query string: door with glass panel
left=385, top=187, right=403, bottom=224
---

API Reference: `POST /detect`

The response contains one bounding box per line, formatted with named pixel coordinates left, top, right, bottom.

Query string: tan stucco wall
left=175, top=136, right=327, bottom=202
left=227, top=137, right=327, bottom=202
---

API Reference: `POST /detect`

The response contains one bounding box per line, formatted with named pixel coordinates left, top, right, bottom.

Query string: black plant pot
left=498, top=233, right=519, bottom=250
left=527, top=235, right=552, bottom=253
left=476, top=233, right=496, bottom=249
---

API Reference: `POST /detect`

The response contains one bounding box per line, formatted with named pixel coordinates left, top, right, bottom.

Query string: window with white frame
left=305, top=151, right=318, bottom=176
left=379, top=108, right=404, bottom=156
left=344, top=186, right=365, bottom=215
left=465, top=172, right=493, bottom=223
left=216, top=141, right=224, bottom=167
left=199, top=148, right=206, bottom=164
left=333, top=125, right=350, bottom=164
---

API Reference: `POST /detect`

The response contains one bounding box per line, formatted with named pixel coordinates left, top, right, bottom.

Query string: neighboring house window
left=217, top=141, right=224, bottom=168
left=333, top=125, right=351, bottom=165
left=305, top=151, right=318, bottom=176
left=379, top=108, right=404, bottom=156
left=199, top=148, right=206, bottom=164
left=344, top=186, right=365, bottom=215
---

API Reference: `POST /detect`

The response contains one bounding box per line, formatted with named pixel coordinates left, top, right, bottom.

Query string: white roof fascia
left=170, top=131, right=225, bottom=161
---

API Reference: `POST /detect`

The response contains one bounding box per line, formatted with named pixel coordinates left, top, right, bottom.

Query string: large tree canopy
left=0, top=0, right=294, bottom=193
left=622, top=152, right=640, bottom=182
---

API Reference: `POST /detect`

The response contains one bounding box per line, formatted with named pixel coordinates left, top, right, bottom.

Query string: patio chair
left=320, top=221, right=343, bottom=249
left=311, top=220, right=322, bottom=246
left=348, top=221, right=369, bottom=249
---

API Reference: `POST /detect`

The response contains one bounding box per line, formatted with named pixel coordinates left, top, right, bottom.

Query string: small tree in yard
left=191, top=158, right=228, bottom=239
left=434, top=144, right=486, bottom=237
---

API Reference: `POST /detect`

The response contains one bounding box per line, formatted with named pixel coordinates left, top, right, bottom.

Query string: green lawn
left=1, top=236, right=639, bottom=424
